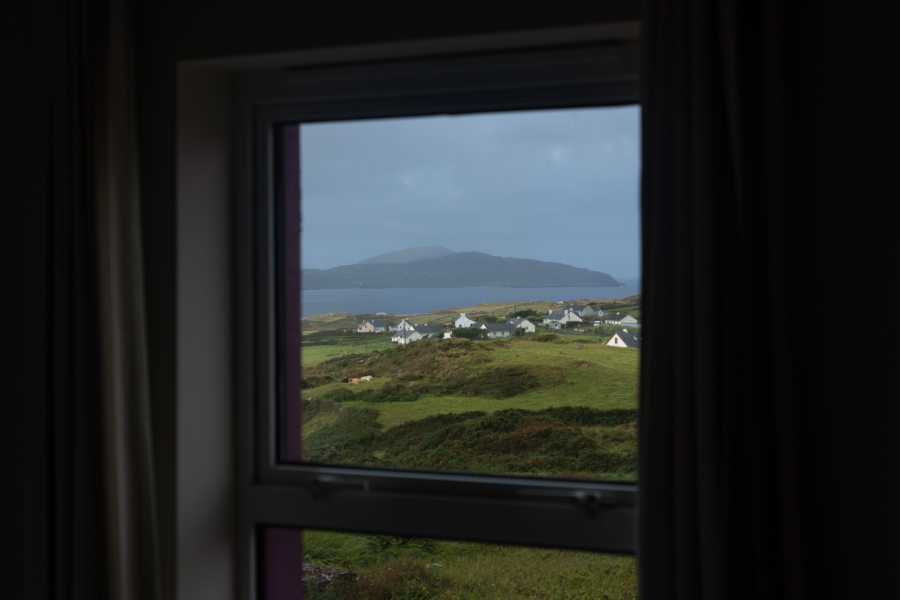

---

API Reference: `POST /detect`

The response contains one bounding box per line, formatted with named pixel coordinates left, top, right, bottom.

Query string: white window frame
left=230, top=24, right=641, bottom=600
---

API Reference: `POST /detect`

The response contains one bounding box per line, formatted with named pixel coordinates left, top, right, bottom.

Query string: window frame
left=233, top=26, right=641, bottom=600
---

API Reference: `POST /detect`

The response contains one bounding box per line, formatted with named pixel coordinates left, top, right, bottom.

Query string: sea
left=301, top=278, right=641, bottom=318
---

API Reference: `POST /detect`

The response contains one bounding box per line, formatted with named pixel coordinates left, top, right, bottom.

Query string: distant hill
left=303, top=251, right=620, bottom=289
left=357, top=246, right=456, bottom=264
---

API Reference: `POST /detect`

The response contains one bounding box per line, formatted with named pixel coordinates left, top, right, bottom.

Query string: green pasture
left=303, top=529, right=636, bottom=600
left=342, top=338, right=637, bottom=428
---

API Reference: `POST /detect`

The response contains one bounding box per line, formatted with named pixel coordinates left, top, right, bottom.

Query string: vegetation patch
left=418, top=365, right=546, bottom=399
left=301, top=375, right=336, bottom=389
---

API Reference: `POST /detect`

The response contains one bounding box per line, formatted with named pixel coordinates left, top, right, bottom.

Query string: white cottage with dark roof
left=607, top=329, right=641, bottom=348
left=454, top=312, right=477, bottom=328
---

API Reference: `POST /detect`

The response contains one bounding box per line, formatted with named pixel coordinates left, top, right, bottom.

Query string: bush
left=355, top=382, right=420, bottom=403
left=451, top=327, right=484, bottom=340
left=352, top=556, right=448, bottom=600
left=321, top=387, right=356, bottom=403
left=301, top=375, right=335, bottom=389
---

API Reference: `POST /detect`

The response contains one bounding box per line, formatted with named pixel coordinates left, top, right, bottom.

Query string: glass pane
left=295, top=528, right=636, bottom=600
left=285, top=107, right=641, bottom=481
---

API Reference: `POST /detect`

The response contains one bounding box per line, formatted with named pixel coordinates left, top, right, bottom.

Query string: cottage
left=579, top=304, right=606, bottom=318
left=389, top=318, right=414, bottom=332
left=394, top=329, right=423, bottom=345
left=606, top=329, right=641, bottom=348
left=357, top=319, right=385, bottom=333
left=507, top=317, right=536, bottom=333
left=543, top=308, right=582, bottom=329
left=480, top=322, right=515, bottom=338
left=454, top=312, right=477, bottom=328
left=604, top=312, right=640, bottom=327
left=413, top=324, right=444, bottom=338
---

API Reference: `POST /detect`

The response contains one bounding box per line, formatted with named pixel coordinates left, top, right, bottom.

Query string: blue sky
left=299, top=105, right=641, bottom=280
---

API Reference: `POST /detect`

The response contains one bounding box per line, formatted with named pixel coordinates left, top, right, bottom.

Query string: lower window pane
left=265, top=527, right=637, bottom=599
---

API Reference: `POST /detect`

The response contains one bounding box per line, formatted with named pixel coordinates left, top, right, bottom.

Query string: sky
left=299, top=105, right=641, bottom=280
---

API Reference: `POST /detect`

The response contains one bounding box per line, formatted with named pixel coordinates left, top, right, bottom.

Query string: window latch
left=310, top=474, right=370, bottom=499
left=515, top=487, right=628, bottom=515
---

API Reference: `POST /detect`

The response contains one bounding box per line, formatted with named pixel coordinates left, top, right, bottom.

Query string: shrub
left=352, top=556, right=447, bottom=600
left=355, top=382, right=420, bottom=403
left=450, top=327, right=484, bottom=340
left=321, top=387, right=356, bottom=403
left=301, top=375, right=335, bottom=389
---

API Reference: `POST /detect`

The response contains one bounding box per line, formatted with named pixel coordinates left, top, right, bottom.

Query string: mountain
left=302, top=251, right=620, bottom=289
left=357, top=246, right=456, bottom=264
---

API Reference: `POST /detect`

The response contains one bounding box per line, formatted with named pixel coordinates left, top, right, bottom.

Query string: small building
left=605, top=312, right=640, bottom=327
left=507, top=317, right=536, bottom=333
left=607, top=329, right=641, bottom=348
left=357, top=319, right=385, bottom=333
left=394, top=329, right=423, bottom=345
left=480, top=322, right=515, bottom=339
left=454, top=312, right=477, bottom=328
left=580, top=304, right=606, bottom=318
left=413, top=324, right=445, bottom=338
left=543, top=308, right=582, bottom=329
left=389, top=318, right=414, bottom=332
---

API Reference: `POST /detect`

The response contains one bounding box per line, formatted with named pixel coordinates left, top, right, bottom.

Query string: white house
left=389, top=318, right=414, bottom=332
left=579, top=305, right=606, bottom=318
left=605, top=312, right=640, bottom=327
left=543, top=308, right=582, bottom=329
left=454, top=312, right=477, bottom=328
left=394, top=329, right=423, bottom=345
left=413, top=324, right=444, bottom=338
left=507, top=317, right=536, bottom=333
left=480, top=322, right=515, bottom=338
left=607, top=329, right=641, bottom=348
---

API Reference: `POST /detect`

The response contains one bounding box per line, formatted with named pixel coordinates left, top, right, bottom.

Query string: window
left=234, top=26, right=639, bottom=599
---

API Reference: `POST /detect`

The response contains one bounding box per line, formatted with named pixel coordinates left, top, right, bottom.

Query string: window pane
left=285, top=107, right=641, bottom=481
left=298, top=528, right=636, bottom=600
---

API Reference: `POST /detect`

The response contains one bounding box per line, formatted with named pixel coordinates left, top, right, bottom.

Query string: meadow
left=299, top=299, right=639, bottom=598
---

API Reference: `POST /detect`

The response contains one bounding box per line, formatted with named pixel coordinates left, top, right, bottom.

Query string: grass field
left=303, top=530, right=636, bottom=600
left=299, top=299, right=640, bottom=598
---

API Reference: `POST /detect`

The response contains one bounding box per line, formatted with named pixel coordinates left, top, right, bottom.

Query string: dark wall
left=133, top=4, right=640, bottom=599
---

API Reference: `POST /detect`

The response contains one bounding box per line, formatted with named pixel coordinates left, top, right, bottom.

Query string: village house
left=393, top=329, right=423, bottom=345
left=580, top=305, right=607, bottom=318
left=480, top=322, right=515, bottom=339
left=607, top=329, right=641, bottom=349
left=391, top=323, right=444, bottom=344
left=604, top=312, right=640, bottom=327
left=507, top=317, right=536, bottom=333
left=414, top=324, right=445, bottom=338
left=543, top=308, right=583, bottom=330
left=388, top=318, right=414, bottom=332
left=357, top=319, right=385, bottom=333
left=454, top=312, right=477, bottom=328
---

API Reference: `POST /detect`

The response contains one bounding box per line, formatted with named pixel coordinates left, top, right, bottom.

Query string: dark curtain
left=10, top=0, right=161, bottom=598
left=640, top=1, right=898, bottom=599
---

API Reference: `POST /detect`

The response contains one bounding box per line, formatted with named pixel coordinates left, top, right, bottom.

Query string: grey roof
left=483, top=323, right=514, bottom=332
left=361, top=319, right=385, bottom=328
left=413, top=324, right=444, bottom=336
left=545, top=309, right=568, bottom=321
left=612, top=330, right=641, bottom=348
left=507, top=317, right=532, bottom=327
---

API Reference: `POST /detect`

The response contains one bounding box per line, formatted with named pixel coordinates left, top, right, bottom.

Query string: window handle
left=311, top=474, right=370, bottom=498
left=515, top=487, right=629, bottom=515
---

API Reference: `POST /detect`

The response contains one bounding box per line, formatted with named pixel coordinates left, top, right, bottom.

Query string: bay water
left=302, top=279, right=640, bottom=318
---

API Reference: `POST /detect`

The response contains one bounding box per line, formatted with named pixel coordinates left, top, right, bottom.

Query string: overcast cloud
left=300, top=105, right=640, bottom=279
